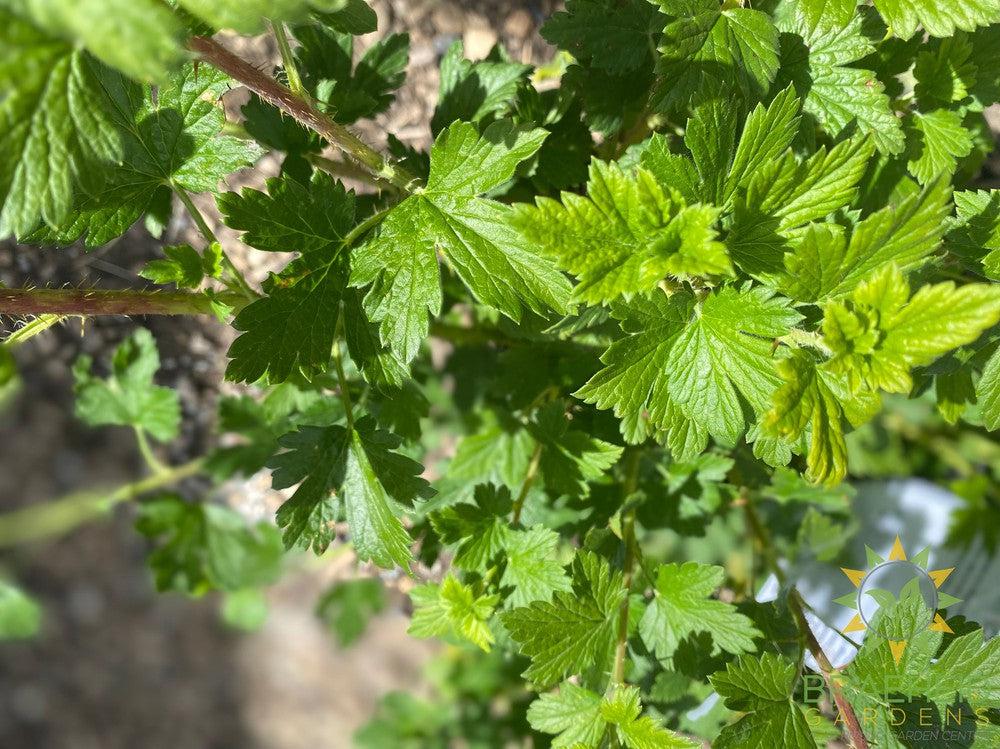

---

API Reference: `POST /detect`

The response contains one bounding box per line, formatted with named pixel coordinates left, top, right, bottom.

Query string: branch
left=0, top=288, right=247, bottom=317
left=188, top=35, right=420, bottom=192
left=743, top=496, right=870, bottom=749
left=611, top=448, right=642, bottom=685
left=0, top=458, right=203, bottom=548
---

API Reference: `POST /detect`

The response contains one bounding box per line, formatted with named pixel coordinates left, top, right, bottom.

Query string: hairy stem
left=270, top=20, right=305, bottom=97
left=512, top=442, right=544, bottom=525
left=0, top=288, right=248, bottom=316
left=189, top=35, right=420, bottom=192
left=743, top=496, right=870, bottom=749
left=173, top=185, right=257, bottom=300
left=611, top=448, right=642, bottom=685
left=2, top=314, right=66, bottom=346
left=0, top=458, right=203, bottom=548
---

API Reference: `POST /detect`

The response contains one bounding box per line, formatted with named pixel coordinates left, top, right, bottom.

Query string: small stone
left=504, top=9, right=533, bottom=39
left=463, top=24, right=498, bottom=60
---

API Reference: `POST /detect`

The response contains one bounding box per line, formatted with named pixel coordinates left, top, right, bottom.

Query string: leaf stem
left=0, top=458, right=203, bottom=548
left=270, top=20, right=306, bottom=98
left=172, top=184, right=257, bottom=300
left=512, top=442, right=544, bottom=525
left=0, top=288, right=248, bottom=317
left=743, top=494, right=870, bottom=749
left=133, top=427, right=168, bottom=475
left=611, top=447, right=642, bottom=685
left=189, top=35, right=420, bottom=193
left=332, top=309, right=355, bottom=430
left=308, top=153, right=399, bottom=192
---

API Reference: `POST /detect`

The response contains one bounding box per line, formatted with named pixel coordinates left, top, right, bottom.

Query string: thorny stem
left=270, top=21, right=306, bottom=98
left=0, top=458, right=203, bottom=548
left=332, top=309, right=356, bottom=430
left=511, top=442, right=544, bottom=525
left=611, top=448, right=642, bottom=686
left=743, top=494, right=871, bottom=749
left=308, top=153, right=400, bottom=192
left=189, top=35, right=420, bottom=192
left=0, top=288, right=247, bottom=317
left=173, top=184, right=257, bottom=300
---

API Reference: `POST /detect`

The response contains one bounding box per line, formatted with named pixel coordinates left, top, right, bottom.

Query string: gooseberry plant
left=2, top=0, right=1000, bottom=746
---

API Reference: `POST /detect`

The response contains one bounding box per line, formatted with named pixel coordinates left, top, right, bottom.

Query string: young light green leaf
left=513, top=161, right=732, bottom=304
left=872, top=0, right=1000, bottom=40
left=602, top=686, right=701, bottom=748
left=409, top=574, right=499, bottom=651
left=638, top=562, right=760, bottom=660
left=977, top=345, right=1000, bottom=431
left=73, top=329, right=180, bottom=442
left=765, top=351, right=880, bottom=485
left=780, top=177, right=952, bottom=301
left=527, top=682, right=606, bottom=748
left=350, top=120, right=570, bottom=363
left=502, top=550, right=625, bottom=687
left=140, top=243, right=222, bottom=289
left=823, top=264, right=1000, bottom=393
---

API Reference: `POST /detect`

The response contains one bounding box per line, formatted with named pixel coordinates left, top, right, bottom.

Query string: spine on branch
left=0, top=288, right=246, bottom=317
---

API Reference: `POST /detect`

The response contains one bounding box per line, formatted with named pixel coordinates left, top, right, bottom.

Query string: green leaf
left=872, top=0, right=1000, bottom=39
left=527, top=682, right=606, bottom=748
left=409, top=574, right=498, bottom=651
left=140, top=243, right=221, bottom=289
left=727, top=137, right=874, bottom=279
left=269, top=416, right=433, bottom=565
left=175, top=0, right=340, bottom=34
left=541, top=0, right=664, bottom=75
left=946, top=189, right=1000, bottom=273
left=512, top=161, right=732, bottom=305
left=779, top=177, right=953, bottom=301
left=765, top=351, right=879, bottom=485
left=638, top=562, right=760, bottom=661
left=654, top=0, right=780, bottom=112
left=710, top=653, right=817, bottom=749
left=501, top=526, right=572, bottom=607
left=294, top=21, right=409, bottom=124
left=502, top=550, right=626, bottom=687
left=906, top=109, right=974, bottom=184
left=221, top=588, right=269, bottom=631
left=431, top=42, right=531, bottom=135
left=4, top=0, right=184, bottom=83
left=778, top=12, right=904, bottom=154
left=530, top=402, right=623, bottom=497
left=73, top=329, right=180, bottom=442
left=0, top=6, right=122, bottom=238
left=448, top=415, right=537, bottom=491
left=913, top=35, right=977, bottom=108
left=350, top=120, right=570, bottom=363
left=135, top=494, right=284, bottom=594
left=602, top=686, right=700, bottom=748
left=0, top=582, right=41, bottom=639
left=823, top=264, right=1000, bottom=393
left=577, top=287, right=799, bottom=451
left=977, top=345, right=1000, bottom=430
left=220, top=174, right=372, bottom=384
left=33, top=64, right=261, bottom=246
left=316, top=578, right=386, bottom=647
